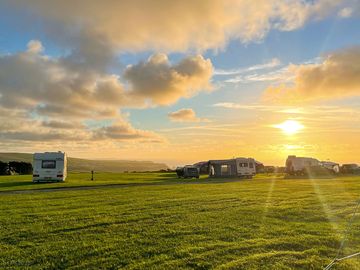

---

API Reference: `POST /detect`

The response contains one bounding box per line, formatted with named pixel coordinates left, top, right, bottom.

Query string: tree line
left=0, top=161, right=33, bottom=175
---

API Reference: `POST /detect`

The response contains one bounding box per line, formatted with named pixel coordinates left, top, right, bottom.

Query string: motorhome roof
left=34, top=152, right=66, bottom=158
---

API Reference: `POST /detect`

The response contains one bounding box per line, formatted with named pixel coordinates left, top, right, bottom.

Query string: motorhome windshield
left=42, top=160, right=56, bottom=169
left=187, top=168, right=198, bottom=174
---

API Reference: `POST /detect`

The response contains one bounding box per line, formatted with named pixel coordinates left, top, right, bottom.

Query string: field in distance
left=0, top=173, right=360, bottom=269
left=0, top=152, right=168, bottom=172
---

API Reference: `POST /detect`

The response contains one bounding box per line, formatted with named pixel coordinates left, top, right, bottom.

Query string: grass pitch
left=0, top=173, right=360, bottom=269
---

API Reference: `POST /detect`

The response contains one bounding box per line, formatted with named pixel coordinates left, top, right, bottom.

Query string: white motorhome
left=209, top=157, right=256, bottom=178
left=33, top=152, right=67, bottom=182
left=285, top=155, right=320, bottom=175
left=235, top=157, right=256, bottom=177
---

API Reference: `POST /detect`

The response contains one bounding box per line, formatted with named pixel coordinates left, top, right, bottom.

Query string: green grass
left=0, top=173, right=360, bottom=269
left=0, top=172, right=179, bottom=192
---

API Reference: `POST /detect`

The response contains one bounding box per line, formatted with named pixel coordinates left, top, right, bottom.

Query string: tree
left=0, top=161, right=9, bottom=175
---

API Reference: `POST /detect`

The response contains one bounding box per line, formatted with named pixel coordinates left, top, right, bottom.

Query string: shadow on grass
left=0, top=181, right=37, bottom=188
left=0, top=173, right=255, bottom=195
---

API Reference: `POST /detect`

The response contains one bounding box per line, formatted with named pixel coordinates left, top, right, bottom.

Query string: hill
left=0, top=153, right=168, bottom=172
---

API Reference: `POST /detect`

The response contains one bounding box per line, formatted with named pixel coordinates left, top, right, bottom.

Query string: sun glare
left=274, top=120, right=304, bottom=135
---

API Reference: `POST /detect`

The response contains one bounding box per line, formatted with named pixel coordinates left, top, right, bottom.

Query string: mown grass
left=0, top=172, right=179, bottom=192
left=0, top=173, right=360, bottom=269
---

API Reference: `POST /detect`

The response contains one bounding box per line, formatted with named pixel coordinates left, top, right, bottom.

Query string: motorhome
left=176, top=165, right=199, bottom=179
left=209, top=157, right=256, bottom=178
left=285, top=155, right=320, bottom=175
left=33, top=152, right=67, bottom=182
left=320, top=161, right=340, bottom=173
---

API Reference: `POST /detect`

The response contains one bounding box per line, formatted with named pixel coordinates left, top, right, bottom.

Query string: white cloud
left=214, top=58, right=281, bottom=76
left=338, top=7, right=353, bottom=17
left=27, top=40, right=44, bottom=54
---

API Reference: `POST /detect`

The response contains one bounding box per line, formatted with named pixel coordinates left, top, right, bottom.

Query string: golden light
left=274, top=120, right=304, bottom=135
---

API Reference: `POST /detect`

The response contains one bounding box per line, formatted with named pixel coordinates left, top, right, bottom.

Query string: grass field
left=0, top=173, right=360, bottom=269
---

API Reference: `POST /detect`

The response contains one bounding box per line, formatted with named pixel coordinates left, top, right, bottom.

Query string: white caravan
left=285, top=155, right=320, bottom=174
left=235, top=157, right=256, bottom=178
left=33, top=152, right=67, bottom=182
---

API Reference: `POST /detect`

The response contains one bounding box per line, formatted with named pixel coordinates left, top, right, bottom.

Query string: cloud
left=4, top=0, right=348, bottom=55
left=41, top=120, right=83, bottom=129
left=213, top=103, right=274, bottom=110
left=338, top=7, right=353, bottom=17
left=27, top=40, right=44, bottom=54
left=0, top=41, right=213, bottom=113
left=263, top=46, right=360, bottom=103
left=214, top=58, right=281, bottom=76
left=93, top=120, right=165, bottom=142
left=223, top=66, right=294, bottom=84
left=124, top=54, right=213, bottom=106
left=0, top=42, right=176, bottom=144
left=0, top=42, right=128, bottom=114
left=168, top=108, right=209, bottom=123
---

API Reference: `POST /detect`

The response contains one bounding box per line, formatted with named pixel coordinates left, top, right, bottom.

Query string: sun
left=274, top=120, right=304, bottom=135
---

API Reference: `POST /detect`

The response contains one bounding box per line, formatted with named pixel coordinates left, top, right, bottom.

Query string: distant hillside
left=0, top=153, right=168, bottom=172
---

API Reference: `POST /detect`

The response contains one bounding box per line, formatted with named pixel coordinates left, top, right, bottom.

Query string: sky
left=0, top=0, right=359, bottom=167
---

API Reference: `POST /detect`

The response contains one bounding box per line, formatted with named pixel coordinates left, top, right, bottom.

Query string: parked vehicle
left=209, top=157, right=256, bottom=178
left=33, top=152, right=67, bottom=182
left=340, top=164, right=359, bottom=174
left=286, top=155, right=340, bottom=176
left=320, top=161, right=340, bottom=173
left=176, top=165, right=199, bottom=179
left=285, top=155, right=320, bottom=175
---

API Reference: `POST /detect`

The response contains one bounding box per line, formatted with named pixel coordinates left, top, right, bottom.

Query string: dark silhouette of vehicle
left=176, top=166, right=199, bottom=179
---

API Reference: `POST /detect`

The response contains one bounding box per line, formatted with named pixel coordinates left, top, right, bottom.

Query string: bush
left=0, top=161, right=9, bottom=175
left=8, top=161, right=33, bottom=175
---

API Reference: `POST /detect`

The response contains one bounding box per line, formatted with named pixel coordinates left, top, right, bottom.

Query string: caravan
left=33, top=152, right=67, bottom=182
left=209, top=157, right=256, bottom=178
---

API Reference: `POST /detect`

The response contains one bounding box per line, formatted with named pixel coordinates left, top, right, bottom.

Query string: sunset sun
left=274, top=120, right=304, bottom=135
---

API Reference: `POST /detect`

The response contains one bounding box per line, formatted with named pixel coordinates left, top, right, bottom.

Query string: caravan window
left=42, top=160, right=56, bottom=169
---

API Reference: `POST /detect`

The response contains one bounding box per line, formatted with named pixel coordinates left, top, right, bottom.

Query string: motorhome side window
left=42, top=160, right=56, bottom=169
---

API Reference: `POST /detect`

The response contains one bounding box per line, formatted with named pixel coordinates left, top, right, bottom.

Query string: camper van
left=209, top=157, right=256, bottom=178
left=33, top=152, right=67, bottom=182
left=235, top=158, right=256, bottom=178
left=176, top=165, right=200, bottom=179
left=285, top=155, right=320, bottom=175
